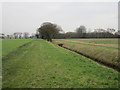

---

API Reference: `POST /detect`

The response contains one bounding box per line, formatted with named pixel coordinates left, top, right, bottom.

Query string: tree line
left=37, top=22, right=120, bottom=42
left=0, top=32, right=36, bottom=39
left=1, top=22, right=119, bottom=41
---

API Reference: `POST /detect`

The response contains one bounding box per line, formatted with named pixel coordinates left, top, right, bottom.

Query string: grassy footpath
left=3, top=39, right=119, bottom=88
left=2, top=39, right=33, bottom=57
left=53, top=39, right=119, bottom=71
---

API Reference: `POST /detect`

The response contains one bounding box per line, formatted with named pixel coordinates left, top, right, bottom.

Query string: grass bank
left=3, top=39, right=119, bottom=88
left=53, top=39, right=119, bottom=71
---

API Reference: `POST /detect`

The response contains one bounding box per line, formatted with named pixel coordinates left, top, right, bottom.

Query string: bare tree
left=13, top=33, right=18, bottom=39
left=107, top=28, right=115, bottom=34
left=23, top=32, right=29, bottom=39
left=76, top=25, right=86, bottom=38
left=18, top=32, right=22, bottom=39
left=0, top=33, right=5, bottom=39
left=13, top=32, right=23, bottom=39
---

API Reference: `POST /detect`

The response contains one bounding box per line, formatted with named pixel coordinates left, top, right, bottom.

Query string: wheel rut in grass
left=2, top=40, right=34, bottom=60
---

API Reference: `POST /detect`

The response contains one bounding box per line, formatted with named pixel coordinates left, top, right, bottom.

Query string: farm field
left=2, top=39, right=119, bottom=88
left=53, top=38, right=120, bottom=71
left=1, top=39, right=33, bottom=89
left=2, top=39, right=33, bottom=57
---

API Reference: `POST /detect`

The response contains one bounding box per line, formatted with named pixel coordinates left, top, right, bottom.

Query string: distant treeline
left=37, top=22, right=120, bottom=41
left=0, top=32, right=37, bottom=39
left=55, top=31, right=120, bottom=39
left=56, top=26, right=120, bottom=39
left=1, top=22, right=120, bottom=39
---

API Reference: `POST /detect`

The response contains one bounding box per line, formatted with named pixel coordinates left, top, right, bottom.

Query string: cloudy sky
left=1, top=2, right=118, bottom=35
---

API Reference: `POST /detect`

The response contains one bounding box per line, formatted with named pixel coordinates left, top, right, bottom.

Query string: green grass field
left=2, top=39, right=33, bottom=57
left=2, top=39, right=119, bottom=88
left=53, top=38, right=119, bottom=70
left=64, top=38, right=118, bottom=44
left=1, top=39, right=33, bottom=89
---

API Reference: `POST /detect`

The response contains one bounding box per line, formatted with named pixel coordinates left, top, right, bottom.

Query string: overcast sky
left=1, top=2, right=118, bottom=35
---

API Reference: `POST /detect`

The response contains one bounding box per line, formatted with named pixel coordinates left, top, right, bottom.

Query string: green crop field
left=53, top=38, right=119, bottom=71
left=1, top=39, right=33, bottom=89
left=2, top=39, right=33, bottom=57
left=2, top=39, right=119, bottom=88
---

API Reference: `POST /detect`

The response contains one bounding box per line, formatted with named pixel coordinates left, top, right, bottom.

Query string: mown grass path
left=3, top=39, right=119, bottom=88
